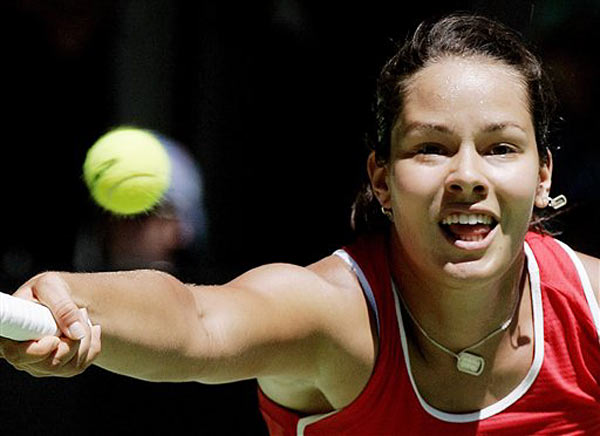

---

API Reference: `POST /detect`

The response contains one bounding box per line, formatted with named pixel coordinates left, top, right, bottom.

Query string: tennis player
left=1, top=14, right=599, bottom=434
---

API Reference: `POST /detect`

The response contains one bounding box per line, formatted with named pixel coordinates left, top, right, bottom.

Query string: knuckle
left=53, top=300, right=78, bottom=323
left=36, top=271, right=62, bottom=288
left=35, top=273, right=80, bottom=323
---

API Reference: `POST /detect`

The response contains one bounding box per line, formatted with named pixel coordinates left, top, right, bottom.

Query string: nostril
left=474, top=185, right=486, bottom=194
left=446, top=182, right=487, bottom=195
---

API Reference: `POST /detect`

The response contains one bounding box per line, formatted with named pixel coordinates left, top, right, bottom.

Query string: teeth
left=460, top=234, right=485, bottom=242
left=441, top=213, right=494, bottom=225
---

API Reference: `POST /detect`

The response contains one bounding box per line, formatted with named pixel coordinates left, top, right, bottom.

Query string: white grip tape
left=0, top=292, right=59, bottom=341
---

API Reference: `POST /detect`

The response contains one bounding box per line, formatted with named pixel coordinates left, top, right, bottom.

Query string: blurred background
left=1, top=0, right=598, bottom=434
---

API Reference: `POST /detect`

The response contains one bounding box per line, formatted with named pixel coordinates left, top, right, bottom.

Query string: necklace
left=395, top=283, right=521, bottom=376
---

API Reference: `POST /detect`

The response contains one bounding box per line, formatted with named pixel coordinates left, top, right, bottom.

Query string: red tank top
left=258, top=232, right=600, bottom=435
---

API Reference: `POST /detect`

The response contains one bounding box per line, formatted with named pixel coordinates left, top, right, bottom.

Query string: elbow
left=157, top=276, right=220, bottom=382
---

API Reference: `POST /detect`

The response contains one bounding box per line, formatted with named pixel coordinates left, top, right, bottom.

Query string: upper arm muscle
left=191, top=257, right=376, bottom=412
left=190, top=263, right=342, bottom=383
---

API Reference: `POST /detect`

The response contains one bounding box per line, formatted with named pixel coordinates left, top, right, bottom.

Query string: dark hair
left=351, top=13, right=558, bottom=234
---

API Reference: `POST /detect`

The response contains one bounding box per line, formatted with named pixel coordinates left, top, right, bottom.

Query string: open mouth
left=439, top=213, right=498, bottom=244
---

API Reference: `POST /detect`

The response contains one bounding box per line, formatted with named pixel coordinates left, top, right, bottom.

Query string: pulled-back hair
left=351, top=13, right=558, bottom=234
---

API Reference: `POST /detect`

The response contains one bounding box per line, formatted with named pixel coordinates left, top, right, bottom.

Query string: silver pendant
left=456, top=351, right=485, bottom=376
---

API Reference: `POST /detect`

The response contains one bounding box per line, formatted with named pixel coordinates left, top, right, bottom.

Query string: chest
left=407, top=327, right=535, bottom=413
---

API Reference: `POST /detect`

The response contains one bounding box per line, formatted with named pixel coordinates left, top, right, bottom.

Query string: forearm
left=57, top=270, right=209, bottom=381
left=3, top=262, right=340, bottom=386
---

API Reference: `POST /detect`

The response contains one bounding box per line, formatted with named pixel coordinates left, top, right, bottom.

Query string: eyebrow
left=482, top=122, right=527, bottom=134
left=401, top=122, right=452, bottom=135
left=401, top=121, right=527, bottom=136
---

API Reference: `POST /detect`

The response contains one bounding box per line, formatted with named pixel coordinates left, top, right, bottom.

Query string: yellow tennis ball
left=83, top=127, right=171, bottom=215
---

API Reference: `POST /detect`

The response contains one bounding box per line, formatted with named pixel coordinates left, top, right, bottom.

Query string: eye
left=488, top=143, right=517, bottom=156
left=416, top=143, right=446, bottom=155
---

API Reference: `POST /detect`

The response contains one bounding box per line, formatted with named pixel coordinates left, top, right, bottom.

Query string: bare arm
left=0, top=260, right=372, bottom=390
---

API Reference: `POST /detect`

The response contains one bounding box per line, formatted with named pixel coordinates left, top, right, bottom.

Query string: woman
left=1, top=14, right=599, bottom=434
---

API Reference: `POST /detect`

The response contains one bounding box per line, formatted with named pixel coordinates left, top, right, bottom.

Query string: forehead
left=398, top=56, right=532, bottom=133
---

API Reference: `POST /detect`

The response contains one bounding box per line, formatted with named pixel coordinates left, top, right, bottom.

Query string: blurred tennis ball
left=83, top=127, right=171, bottom=215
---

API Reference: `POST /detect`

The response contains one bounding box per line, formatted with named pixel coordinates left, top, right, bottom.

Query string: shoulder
left=305, top=255, right=376, bottom=347
left=527, top=233, right=600, bottom=304
left=574, top=251, right=600, bottom=304
left=253, top=255, right=377, bottom=411
left=241, top=253, right=374, bottom=356
left=228, top=254, right=363, bottom=308
left=307, top=254, right=362, bottom=293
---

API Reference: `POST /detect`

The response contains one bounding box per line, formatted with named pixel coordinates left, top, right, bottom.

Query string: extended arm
left=0, top=261, right=364, bottom=385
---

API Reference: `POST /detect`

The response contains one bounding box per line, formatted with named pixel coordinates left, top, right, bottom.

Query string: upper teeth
left=441, top=214, right=494, bottom=225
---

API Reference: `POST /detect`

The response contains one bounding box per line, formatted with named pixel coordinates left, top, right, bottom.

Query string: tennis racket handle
left=0, top=292, right=60, bottom=341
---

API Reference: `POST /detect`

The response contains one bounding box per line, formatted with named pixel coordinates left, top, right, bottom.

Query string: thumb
left=28, top=273, right=88, bottom=340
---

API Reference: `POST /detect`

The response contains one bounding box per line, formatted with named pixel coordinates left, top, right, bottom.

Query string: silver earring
left=547, top=194, right=567, bottom=210
left=381, top=206, right=394, bottom=222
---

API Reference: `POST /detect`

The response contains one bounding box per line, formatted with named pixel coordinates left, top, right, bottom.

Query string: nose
left=445, top=145, right=488, bottom=197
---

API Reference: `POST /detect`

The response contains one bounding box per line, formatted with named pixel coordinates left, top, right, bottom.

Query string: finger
left=25, top=339, right=79, bottom=376
left=75, top=308, right=92, bottom=368
left=11, top=285, right=37, bottom=302
left=27, top=336, right=63, bottom=361
left=31, top=273, right=88, bottom=341
left=51, top=309, right=96, bottom=371
left=0, top=336, right=60, bottom=365
left=71, top=323, right=101, bottom=372
left=86, top=324, right=102, bottom=366
left=51, top=337, right=81, bottom=367
left=31, top=328, right=98, bottom=377
left=12, top=272, right=47, bottom=302
left=80, top=308, right=92, bottom=328
left=0, top=335, right=90, bottom=377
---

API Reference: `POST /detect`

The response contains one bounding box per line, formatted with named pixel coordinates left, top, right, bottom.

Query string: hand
left=0, top=272, right=101, bottom=377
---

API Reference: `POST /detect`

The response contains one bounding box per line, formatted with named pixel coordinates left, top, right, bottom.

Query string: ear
left=367, top=152, right=392, bottom=209
left=534, top=149, right=553, bottom=208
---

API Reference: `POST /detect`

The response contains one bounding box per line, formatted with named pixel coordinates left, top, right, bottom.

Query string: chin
left=442, top=260, right=496, bottom=283
left=439, top=247, right=519, bottom=287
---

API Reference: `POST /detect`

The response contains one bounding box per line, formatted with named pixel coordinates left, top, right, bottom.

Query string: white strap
left=554, top=240, right=600, bottom=339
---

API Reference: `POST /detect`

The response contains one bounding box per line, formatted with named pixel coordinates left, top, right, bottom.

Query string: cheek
left=388, top=164, right=444, bottom=237
left=389, top=163, right=444, bottom=204
left=498, top=157, right=540, bottom=196
left=498, top=174, right=537, bottom=202
left=493, top=164, right=539, bottom=222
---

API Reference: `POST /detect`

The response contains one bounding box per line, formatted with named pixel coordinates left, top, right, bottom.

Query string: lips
left=447, top=223, right=492, bottom=240
left=439, top=212, right=498, bottom=247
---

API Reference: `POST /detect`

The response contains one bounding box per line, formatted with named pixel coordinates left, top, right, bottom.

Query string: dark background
left=1, top=1, right=599, bottom=434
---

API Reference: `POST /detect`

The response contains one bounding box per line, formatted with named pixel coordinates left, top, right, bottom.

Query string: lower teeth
left=460, top=235, right=484, bottom=242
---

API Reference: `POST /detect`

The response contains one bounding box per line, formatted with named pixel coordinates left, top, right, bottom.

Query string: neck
left=389, top=233, right=526, bottom=352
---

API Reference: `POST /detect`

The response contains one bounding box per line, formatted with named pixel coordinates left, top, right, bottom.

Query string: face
left=369, top=57, right=552, bottom=284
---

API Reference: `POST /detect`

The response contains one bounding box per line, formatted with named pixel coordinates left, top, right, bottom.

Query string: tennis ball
left=83, top=127, right=171, bottom=215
